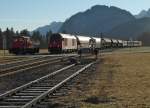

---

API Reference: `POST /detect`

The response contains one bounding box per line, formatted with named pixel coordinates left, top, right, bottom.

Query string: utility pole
left=100, top=33, right=103, bottom=48
left=100, top=32, right=103, bottom=56
left=3, top=35, right=6, bottom=56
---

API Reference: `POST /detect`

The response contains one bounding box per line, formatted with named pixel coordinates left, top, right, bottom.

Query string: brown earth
left=55, top=52, right=150, bottom=108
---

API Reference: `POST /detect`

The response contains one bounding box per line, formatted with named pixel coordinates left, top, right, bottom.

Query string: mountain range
left=135, top=9, right=150, bottom=18
left=59, top=5, right=135, bottom=36
left=108, top=17, right=150, bottom=40
left=34, top=21, right=63, bottom=35
left=33, top=5, right=150, bottom=41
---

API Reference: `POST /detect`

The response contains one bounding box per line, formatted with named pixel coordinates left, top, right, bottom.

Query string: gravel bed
left=0, top=61, right=68, bottom=94
left=34, top=58, right=99, bottom=108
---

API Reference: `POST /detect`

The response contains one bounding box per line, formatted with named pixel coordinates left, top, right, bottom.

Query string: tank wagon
left=76, top=35, right=92, bottom=53
left=101, top=38, right=112, bottom=49
left=111, top=39, right=118, bottom=48
left=117, top=40, right=123, bottom=48
left=127, top=41, right=142, bottom=47
left=9, top=36, right=40, bottom=55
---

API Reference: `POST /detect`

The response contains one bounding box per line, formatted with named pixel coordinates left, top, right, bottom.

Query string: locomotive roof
left=14, top=36, right=30, bottom=39
left=59, top=33, right=76, bottom=39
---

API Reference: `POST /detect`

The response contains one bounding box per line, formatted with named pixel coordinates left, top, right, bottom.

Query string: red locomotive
left=9, top=36, right=40, bottom=54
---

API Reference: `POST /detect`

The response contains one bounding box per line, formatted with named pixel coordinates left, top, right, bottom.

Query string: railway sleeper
left=0, top=101, right=26, bottom=106
left=3, top=98, right=31, bottom=102
left=41, top=80, right=60, bottom=84
left=34, top=104, right=51, bottom=108
left=30, top=87, right=51, bottom=89
left=25, top=88, right=49, bottom=91
left=35, top=82, right=56, bottom=85
left=16, top=92, right=41, bottom=96
left=31, top=85, right=53, bottom=87
left=4, top=96, right=34, bottom=100
left=0, top=105, right=21, bottom=108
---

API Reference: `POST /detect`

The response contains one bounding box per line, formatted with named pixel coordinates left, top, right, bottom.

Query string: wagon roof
left=111, top=39, right=118, bottom=43
left=103, top=38, right=111, bottom=42
left=118, top=40, right=123, bottom=43
left=93, top=37, right=101, bottom=42
left=76, top=35, right=91, bottom=41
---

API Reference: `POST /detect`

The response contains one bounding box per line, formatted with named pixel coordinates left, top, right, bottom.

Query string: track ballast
left=0, top=61, right=95, bottom=108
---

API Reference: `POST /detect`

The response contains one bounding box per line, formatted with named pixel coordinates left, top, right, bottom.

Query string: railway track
left=0, top=54, right=78, bottom=69
left=0, top=56, right=53, bottom=69
left=0, top=55, right=77, bottom=78
left=0, top=58, right=26, bottom=63
left=0, top=61, right=95, bottom=108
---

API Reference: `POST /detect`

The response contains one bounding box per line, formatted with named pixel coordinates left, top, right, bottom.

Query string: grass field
left=114, top=46, right=150, bottom=53
left=56, top=48, right=150, bottom=108
left=81, top=53, right=150, bottom=108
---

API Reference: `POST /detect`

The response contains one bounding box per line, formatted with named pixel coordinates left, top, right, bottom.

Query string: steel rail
left=0, top=56, right=71, bottom=78
left=0, top=62, right=95, bottom=108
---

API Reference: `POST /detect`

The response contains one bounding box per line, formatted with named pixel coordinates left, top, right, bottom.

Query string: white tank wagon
left=122, top=41, right=128, bottom=47
left=122, top=40, right=142, bottom=47
left=101, top=38, right=112, bottom=48
left=92, top=37, right=102, bottom=49
left=127, top=41, right=142, bottom=47
left=117, top=40, right=123, bottom=47
left=132, top=41, right=142, bottom=47
left=111, top=39, right=118, bottom=48
left=76, top=35, right=92, bottom=53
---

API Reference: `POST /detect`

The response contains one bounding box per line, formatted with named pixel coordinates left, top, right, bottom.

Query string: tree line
left=138, top=32, right=150, bottom=46
left=0, top=28, right=52, bottom=49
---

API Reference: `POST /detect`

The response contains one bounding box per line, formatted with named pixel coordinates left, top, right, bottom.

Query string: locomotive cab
left=48, top=34, right=62, bottom=53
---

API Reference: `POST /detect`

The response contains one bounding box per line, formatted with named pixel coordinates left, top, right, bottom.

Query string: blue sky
left=0, top=0, right=150, bottom=31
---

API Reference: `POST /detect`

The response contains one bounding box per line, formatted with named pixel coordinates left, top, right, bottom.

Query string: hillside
left=59, top=5, right=135, bottom=36
left=135, top=9, right=150, bottom=19
left=108, top=18, right=150, bottom=40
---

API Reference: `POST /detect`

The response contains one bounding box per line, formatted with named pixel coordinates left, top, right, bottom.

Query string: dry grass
left=108, top=53, right=150, bottom=107
left=81, top=53, right=150, bottom=108
left=57, top=51, right=150, bottom=108
left=114, top=47, right=150, bottom=53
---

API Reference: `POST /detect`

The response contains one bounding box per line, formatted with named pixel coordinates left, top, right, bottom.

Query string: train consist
left=8, top=33, right=142, bottom=55
left=9, top=36, right=40, bottom=54
left=48, top=33, right=142, bottom=54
